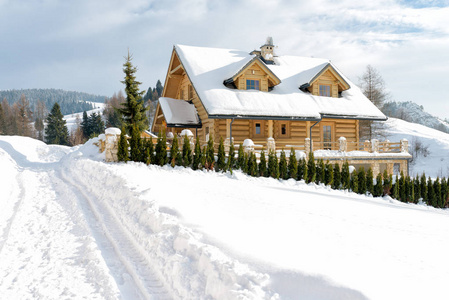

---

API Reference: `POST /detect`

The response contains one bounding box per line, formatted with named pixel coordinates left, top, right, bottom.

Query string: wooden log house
left=152, top=38, right=411, bottom=176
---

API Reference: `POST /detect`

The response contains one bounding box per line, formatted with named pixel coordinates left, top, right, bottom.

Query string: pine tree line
left=117, top=134, right=449, bottom=209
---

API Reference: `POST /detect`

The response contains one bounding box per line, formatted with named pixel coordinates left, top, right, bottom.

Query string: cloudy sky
left=0, top=0, right=448, bottom=118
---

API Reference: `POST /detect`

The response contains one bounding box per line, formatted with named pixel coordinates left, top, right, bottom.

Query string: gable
left=308, top=64, right=350, bottom=95
left=162, top=49, right=186, bottom=99
left=225, top=57, right=281, bottom=91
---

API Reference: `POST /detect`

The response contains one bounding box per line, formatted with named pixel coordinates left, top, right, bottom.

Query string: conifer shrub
left=399, top=171, right=406, bottom=202
left=143, top=138, right=153, bottom=165
left=392, top=176, right=400, bottom=200
left=350, top=171, right=358, bottom=193
left=420, top=173, right=427, bottom=202
left=117, top=127, right=129, bottom=162
left=433, top=177, right=441, bottom=207
left=357, top=168, right=366, bottom=195
left=182, top=135, right=192, bottom=167
left=241, top=153, right=249, bottom=174
left=413, top=175, right=421, bottom=203
left=341, top=161, right=350, bottom=189
left=366, top=168, right=374, bottom=195
left=324, top=161, right=333, bottom=187
left=297, top=158, right=307, bottom=181
left=155, top=130, right=167, bottom=166
left=332, top=163, right=341, bottom=189
left=315, top=159, right=325, bottom=184
left=170, top=134, right=179, bottom=167
left=406, top=176, right=414, bottom=203
left=382, top=170, right=392, bottom=196
left=288, top=149, right=297, bottom=180
left=227, top=142, right=236, bottom=172
left=374, top=173, right=383, bottom=197
left=440, top=177, right=448, bottom=208
left=206, top=136, right=215, bottom=170
left=237, top=143, right=244, bottom=170
left=201, top=146, right=207, bottom=169
left=216, top=137, right=226, bottom=172
left=267, top=150, right=279, bottom=179
left=247, top=152, right=258, bottom=177
left=129, top=124, right=142, bottom=162
left=192, top=138, right=202, bottom=170
left=306, top=152, right=316, bottom=184
left=258, top=150, right=267, bottom=177
left=279, top=150, right=288, bottom=180
left=427, top=176, right=434, bottom=206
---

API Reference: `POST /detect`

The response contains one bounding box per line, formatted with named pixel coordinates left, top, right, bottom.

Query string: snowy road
left=0, top=138, right=171, bottom=299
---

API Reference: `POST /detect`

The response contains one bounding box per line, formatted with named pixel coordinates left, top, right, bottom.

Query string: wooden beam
left=169, top=64, right=183, bottom=74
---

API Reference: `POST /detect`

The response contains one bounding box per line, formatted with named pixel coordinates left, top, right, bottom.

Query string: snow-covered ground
left=385, top=117, right=449, bottom=177
left=64, top=102, right=105, bottom=132
left=1, top=127, right=449, bottom=299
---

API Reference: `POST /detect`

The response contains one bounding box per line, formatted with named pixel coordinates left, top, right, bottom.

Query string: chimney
left=260, top=37, right=275, bottom=64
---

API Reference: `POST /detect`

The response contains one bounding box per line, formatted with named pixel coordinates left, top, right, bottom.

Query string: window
left=323, top=125, right=332, bottom=150
left=255, top=123, right=261, bottom=135
left=319, top=85, right=331, bottom=97
left=281, top=124, right=287, bottom=135
left=246, top=79, right=260, bottom=90
left=277, top=121, right=290, bottom=138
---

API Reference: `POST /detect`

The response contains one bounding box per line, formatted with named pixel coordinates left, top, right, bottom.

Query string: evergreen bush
left=258, top=150, right=267, bottom=177
left=129, top=124, right=142, bottom=162
left=227, top=142, right=235, bottom=172
left=216, top=137, right=226, bottom=172
left=374, top=173, right=383, bottom=197
left=341, top=161, right=350, bottom=189
left=366, top=168, right=374, bottom=195
left=192, top=138, right=202, bottom=170
left=324, top=161, right=333, bottom=187
left=306, top=152, right=316, bottom=184
left=350, top=171, right=358, bottom=193
left=170, top=135, right=179, bottom=167
left=279, top=150, right=288, bottom=180
left=267, top=150, right=279, bottom=179
left=206, top=136, right=215, bottom=170
left=288, top=149, right=298, bottom=180
left=297, top=158, right=307, bottom=181
left=332, top=163, right=341, bottom=189
left=182, top=135, right=192, bottom=167
left=237, top=144, right=244, bottom=170
left=117, top=127, right=129, bottom=162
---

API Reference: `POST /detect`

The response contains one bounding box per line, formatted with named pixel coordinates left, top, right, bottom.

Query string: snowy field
left=1, top=125, right=449, bottom=299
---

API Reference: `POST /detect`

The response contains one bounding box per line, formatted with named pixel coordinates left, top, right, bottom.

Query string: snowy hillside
left=385, top=117, right=449, bottom=177
left=64, top=102, right=105, bottom=132
left=1, top=134, right=449, bottom=300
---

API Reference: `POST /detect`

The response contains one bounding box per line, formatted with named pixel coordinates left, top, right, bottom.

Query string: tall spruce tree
left=45, top=102, right=69, bottom=145
left=118, top=51, right=148, bottom=133
left=288, top=149, right=298, bottom=180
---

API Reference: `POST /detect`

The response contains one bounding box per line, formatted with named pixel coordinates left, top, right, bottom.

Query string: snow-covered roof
left=159, top=97, right=201, bottom=127
left=174, top=44, right=386, bottom=121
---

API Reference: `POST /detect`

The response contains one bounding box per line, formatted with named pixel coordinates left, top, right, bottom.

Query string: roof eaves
left=208, top=114, right=320, bottom=121
left=321, top=113, right=388, bottom=121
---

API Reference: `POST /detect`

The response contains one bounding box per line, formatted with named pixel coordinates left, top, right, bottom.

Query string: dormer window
left=246, top=79, right=260, bottom=90
left=319, top=85, right=331, bottom=97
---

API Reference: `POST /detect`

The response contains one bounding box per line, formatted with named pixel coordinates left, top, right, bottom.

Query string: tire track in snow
left=57, top=164, right=172, bottom=300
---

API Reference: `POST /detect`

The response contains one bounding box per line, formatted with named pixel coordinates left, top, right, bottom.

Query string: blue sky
left=0, top=0, right=448, bottom=118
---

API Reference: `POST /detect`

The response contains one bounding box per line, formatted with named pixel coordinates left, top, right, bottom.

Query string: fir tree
left=227, top=142, right=236, bottom=172
left=118, top=51, right=148, bottom=133
left=182, top=135, right=192, bottom=167
left=258, top=150, right=267, bottom=177
left=216, top=137, right=226, bottom=172
left=341, top=161, right=350, bottom=190
left=267, top=150, right=279, bottom=179
left=374, top=173, right=383, bottom=197
left=350, top=171, right=358, bottom=193
left=288, top=149, right=297, bottom=180
left=170, top=135, right=179, bottom=167
left=324, top=161, right=333, bottom=187
left=306, top=152, right=316, bottom=184
left=206, top=136, right=215, bottom=170
left=297, top=158, right=307, bottom=181
left=80, top=111, right=90, bottom=139
left=117, top=127, right=129, bottom=162
left=279, top=150, right=288, bottom=180
left=366, top=168, right=374, bottom=195
left=332, top=163, right=341, bottom=189
left=357, top=168, right=366, bottom=195
left=45, top=102, right=69, bottom=145
left=237, top=144, right=244, bottom=170
left=192, top=138, right=202, bottom=170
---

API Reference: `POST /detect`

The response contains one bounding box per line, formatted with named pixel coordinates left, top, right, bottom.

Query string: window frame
left=276, top=121, right=290, bottom=139
left=319, top=84, right=331, bottom=97
left=250, top=120, right=265, bottom=138
left=246, top=79, right=260, bottom=90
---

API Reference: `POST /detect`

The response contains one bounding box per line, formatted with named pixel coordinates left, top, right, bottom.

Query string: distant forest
left=0, top=88, right=106, bottom=115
